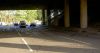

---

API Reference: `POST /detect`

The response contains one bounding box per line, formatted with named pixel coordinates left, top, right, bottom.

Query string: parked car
left=0, top=22, right=7, bottom=26
left=13, top=23, right=19, bottom=26
left=30, top=22, right=36, bottom=27
left=19, top=21, right=26, bottom=28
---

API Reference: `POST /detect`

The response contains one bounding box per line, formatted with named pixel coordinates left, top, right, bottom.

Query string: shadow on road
left=0, top=42, right=99, bottom=53
left=0, top=26, right=100, bottom=53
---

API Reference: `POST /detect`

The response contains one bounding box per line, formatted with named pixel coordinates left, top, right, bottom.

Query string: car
left=30, top=22, right=36, bottom=27
left=0, top=22, right=7, bottom=26
left=13, top=23, right=19, bottom=26
left=19, top=21, right=26, bottom=28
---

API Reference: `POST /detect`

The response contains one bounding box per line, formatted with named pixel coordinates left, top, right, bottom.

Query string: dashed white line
left=15, top=28, right=34, bottom=53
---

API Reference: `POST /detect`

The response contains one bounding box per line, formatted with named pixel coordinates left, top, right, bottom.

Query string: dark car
left=30, top=22, right=36, bottom=27
left=19, top=21, right=26, bottom=28
left=13, top=23, right=19, bottom=26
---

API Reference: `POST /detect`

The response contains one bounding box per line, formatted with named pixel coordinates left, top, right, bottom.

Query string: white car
left=0, top=22, right=7, bottom=25
left=34, top=20, right=42, bottom=26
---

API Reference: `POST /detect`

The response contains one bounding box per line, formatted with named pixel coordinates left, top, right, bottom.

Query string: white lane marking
left=42, top=31, right=90, bottom=45
left=21, top=38, right=33, bottom=52
left=15, top=28, right=34, bottom=52
left=60, top=36, right=90, bottom=45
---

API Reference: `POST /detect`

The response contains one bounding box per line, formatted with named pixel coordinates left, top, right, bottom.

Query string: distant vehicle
left=30, top=22, right=36, bottom=27
left=13, top=23, right=19, bottom=26
left=19, top=21, right=26, bottom=28
left=0, top=22, right=7, bottom=25
left=32, top=20, right=42, bottom=26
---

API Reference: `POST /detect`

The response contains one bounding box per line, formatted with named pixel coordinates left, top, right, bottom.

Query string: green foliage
left=0, top=10, right=42, bottom=23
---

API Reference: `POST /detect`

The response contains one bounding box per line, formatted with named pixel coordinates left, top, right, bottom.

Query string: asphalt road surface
left=0, top=26, right=100, bottom=53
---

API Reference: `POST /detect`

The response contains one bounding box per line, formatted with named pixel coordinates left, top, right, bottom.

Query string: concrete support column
left=80, top=0, right=88, bottom=28
left=44, top=10, right=48, bottom=25
left=47, top=9, right=51, bottom=26
left=53, top=10, right=59, bottom=26
left=64, top=0, right=70, bottom=27
left=42, top=9, right=46, bottom=25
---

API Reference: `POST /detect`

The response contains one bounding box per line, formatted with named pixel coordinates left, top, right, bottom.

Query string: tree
left=0, top=10, right=42, bottom=24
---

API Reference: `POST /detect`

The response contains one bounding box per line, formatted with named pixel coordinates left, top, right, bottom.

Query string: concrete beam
left=80, top=0, right=88, bottom=28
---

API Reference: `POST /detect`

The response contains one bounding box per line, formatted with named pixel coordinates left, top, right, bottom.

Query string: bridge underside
left=0, top=0, right=100, bottom=30
left=0, top=0, right=64, bottom=10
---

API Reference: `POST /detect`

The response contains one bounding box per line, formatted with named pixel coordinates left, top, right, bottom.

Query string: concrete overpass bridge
left=0, top=0, right=100, bottom=30
left=0, top=0, right=100, bottom=53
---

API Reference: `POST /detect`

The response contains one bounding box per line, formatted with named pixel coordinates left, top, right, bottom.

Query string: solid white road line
left=60, top=35, right=90, bottom=45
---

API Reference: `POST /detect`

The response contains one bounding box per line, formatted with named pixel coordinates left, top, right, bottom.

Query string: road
left=0, top=25, right=100, bottom=53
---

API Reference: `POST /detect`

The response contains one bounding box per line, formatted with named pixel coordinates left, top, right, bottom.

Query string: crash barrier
left=0, top=26, right=33, bottom=33
left=0, top=26, right=15, bottom=32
